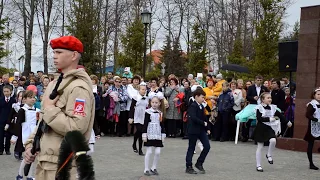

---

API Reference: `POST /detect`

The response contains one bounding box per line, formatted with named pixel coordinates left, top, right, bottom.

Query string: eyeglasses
left=115, top=81, right=121, bottom=83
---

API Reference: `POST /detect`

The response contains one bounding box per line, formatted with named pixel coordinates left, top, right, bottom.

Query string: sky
left=2, top=0, right=320, bottom=73
left=285, top=0, right=319, bottom=30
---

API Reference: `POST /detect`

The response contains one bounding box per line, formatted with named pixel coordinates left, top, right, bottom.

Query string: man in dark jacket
left=185, top=89, right=211, bottom=174
left=246, top=75, right=269, bottom=104
left=243, top=75, right=269, bottom=142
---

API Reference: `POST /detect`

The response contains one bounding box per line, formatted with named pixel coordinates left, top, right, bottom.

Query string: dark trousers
left=0, top=124, right=11, bottom=152
left=107, top=121, right=116, bottom=135
left=242, top=119, right=253, bottom=140
left=214, top=111, right=230, bottom=141
left=117, top=111, right=128, bottom=136
left=183, top=121, right=188, bottom=137
left=93, top=110, right=102, bottom=136
left=186, top=132, right=211, bottom=167
left=133, top=123, right=143, bottom=151
left=167, top=119, right=177, bottom=137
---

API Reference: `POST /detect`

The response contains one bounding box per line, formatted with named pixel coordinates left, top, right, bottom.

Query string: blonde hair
left=259, top=92, right=270, bottom=100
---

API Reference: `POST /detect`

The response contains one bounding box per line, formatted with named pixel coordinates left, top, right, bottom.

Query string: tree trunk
left=23, top=0, right=36, bottom=75
left=103, top=0, right=110, bottom=73
left=113, top=0, right=120, bottom=69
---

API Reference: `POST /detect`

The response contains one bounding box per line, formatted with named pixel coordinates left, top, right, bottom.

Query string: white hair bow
left=148, top=91, right=164, bottom=100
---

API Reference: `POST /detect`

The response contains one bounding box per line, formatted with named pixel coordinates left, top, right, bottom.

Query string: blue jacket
left=217, top=89, right=234, bottom=112
left=0, top=96, right=16, bottom=124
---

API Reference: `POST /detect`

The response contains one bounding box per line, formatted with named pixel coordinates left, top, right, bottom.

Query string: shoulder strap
left=57, top=77, right=78, bottom=96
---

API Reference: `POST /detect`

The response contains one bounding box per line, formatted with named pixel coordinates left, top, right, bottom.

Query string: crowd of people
left=2, top=66, right=320, bottom=177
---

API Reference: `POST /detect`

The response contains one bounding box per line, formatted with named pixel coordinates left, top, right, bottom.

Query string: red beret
left=50, top=36, right=83, bottom=53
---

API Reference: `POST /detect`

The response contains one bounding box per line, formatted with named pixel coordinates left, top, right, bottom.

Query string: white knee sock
left=144, top=147, right=153, bottom=173
left=27, top=162, right=35, bottom=178
left=87, top=144, right=94, bottom=156
left=197, top=141, right=203, bottom=151
left=18, top=159, right=26, bottom=176
left=267, top=138, right=276, bottom=160
left=151, top=147, right=161, bottom=170
left=256, top=142, right=264, bottom=167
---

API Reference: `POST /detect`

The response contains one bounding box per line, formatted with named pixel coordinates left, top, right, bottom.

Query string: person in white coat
left=230, top=81, right=243, bottom=141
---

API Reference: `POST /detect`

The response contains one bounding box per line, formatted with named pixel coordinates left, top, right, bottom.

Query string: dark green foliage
left=67, top=0, right=100, bottom=75
left=117, top=17, right=146, bottom=74
left=0, top=17, right=11, bottom=65
left=160, top=36, right=188, bottom=77
left=250, top=0, right=285, bottom=79
left=186, top=23, right=207, bottom=75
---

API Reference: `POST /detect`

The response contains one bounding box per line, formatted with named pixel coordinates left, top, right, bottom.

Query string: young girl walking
left=304, top=87, right=320, bottom=170
left=5, top=90, right=25, bottom=161
left=253, top=92, right=292, bottom=172
left=142, top=91, right=166, bottom=176
left=11, top=90, right=40, bottom=180
left=129, top=82, right=148, bottom=156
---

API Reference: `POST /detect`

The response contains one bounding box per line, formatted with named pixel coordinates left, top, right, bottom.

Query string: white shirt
left=255, top=84, right=261, bottom=104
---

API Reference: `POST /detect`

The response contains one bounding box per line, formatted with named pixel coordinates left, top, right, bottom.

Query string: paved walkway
left=1, top=137, right=320, bottom=180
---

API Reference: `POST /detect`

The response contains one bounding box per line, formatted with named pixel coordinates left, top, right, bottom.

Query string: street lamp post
left=141, top=9, right=151, bottom=79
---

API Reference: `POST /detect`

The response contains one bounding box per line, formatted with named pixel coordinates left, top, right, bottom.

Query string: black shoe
left=220, top=139, right=225, bottom=142
left=0, top=151, right=3, bottom=155
left=14, top=152, right=20, bottom=160
left=266, top=154, right=273, bottom=164
left=182, top=136, right=188, bottom=139
left=132, top=144, right=138, bottom=153
left=256, top=166, right=263, bottom=172
left=310, top=164, right=319, bottom=170
left=185, top=166, right=197, bottom=174
left=139, top=150, right=144, bottom=156
left=144, top=171, right=151, bottom=176
left=6, top=151, right=11, bottom=155
left=242, top=138, right=248, bottom=142
left=195, top=163, right=205, bottom=174
left=150, top=169, right=159, bottom=175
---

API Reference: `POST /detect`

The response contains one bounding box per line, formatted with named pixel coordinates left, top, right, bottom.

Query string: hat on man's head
left=216, top=73, right=223, bottom=80
left=50, top=36, right=84, bottom=53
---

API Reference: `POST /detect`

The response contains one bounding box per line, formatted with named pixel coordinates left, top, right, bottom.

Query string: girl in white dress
left=128, top=82, right=148, bottom=155
left=142, top=92, right=166, bottom=176
left=12, top=90, right=40, bottom=180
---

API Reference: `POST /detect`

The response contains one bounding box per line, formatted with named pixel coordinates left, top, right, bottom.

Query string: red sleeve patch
left=73, top=98, right=86, bottom=117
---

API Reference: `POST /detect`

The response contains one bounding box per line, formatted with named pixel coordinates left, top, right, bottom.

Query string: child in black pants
left=0, top=85, right=16, bottom=155
left=185, top=88, right=211, bottom=174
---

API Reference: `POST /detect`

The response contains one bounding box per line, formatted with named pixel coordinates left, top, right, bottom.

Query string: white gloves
left=142, top=133, right=147, bottom=142
left=4, top=124, right=9, bottom=131
left=287, top=121, right=293, bottom=127
left=10, top=135, right=18, bottom=144
left=269, top=117, right=276, bottom=122
left=128, top=118, right=134, bottom=124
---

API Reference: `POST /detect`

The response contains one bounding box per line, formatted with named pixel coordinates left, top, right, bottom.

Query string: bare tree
left=13, top=0, right=37, bottom=75
left=36, top=0, right=59, bottom=74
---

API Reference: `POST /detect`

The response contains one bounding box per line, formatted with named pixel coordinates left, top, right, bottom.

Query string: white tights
left=18, top=159, right=35, bottom=178
left=144, top=147, right=161, bottom=173
left=256, top=138, right=276, bottom=167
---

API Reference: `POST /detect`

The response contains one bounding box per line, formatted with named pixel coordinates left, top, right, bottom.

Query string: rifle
left=24, top=73, right=64, bottom=176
